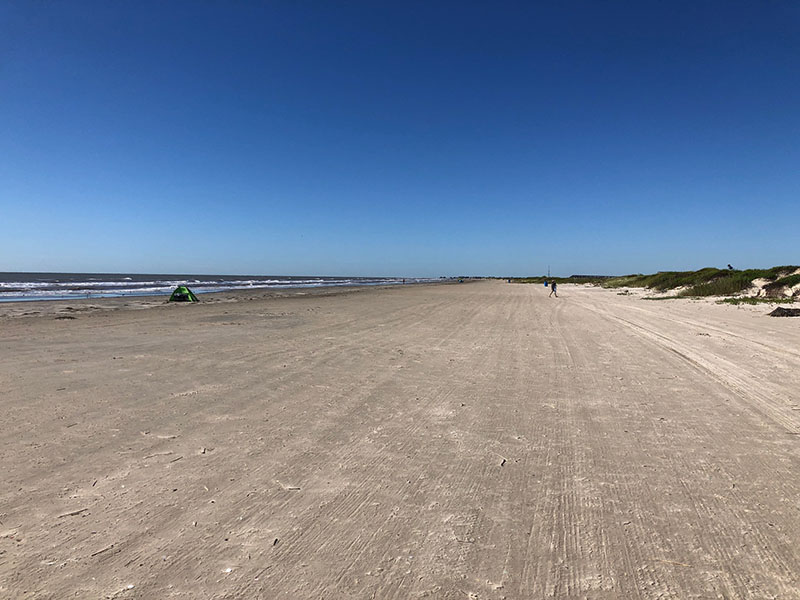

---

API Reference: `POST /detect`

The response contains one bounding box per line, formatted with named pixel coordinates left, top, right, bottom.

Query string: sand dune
left=2, top=280, right=799, bottom=598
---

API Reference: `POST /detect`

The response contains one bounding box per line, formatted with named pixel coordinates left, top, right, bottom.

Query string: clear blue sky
left=2, top=1, right=798, bottom=276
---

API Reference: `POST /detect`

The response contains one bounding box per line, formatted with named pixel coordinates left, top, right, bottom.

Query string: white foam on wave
left=0, top=275, right=439, bottom=302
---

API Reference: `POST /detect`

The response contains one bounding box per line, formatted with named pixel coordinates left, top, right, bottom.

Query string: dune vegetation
left=510, top=266, right=800, bottom=298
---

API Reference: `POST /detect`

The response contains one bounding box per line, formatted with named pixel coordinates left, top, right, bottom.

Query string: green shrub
left=609, top=268, right=728, bottom=292
left=681, top=273, right=755, bottom=297
left=762, top=273, right=800, bottom=297
left=780, top=274, right=800, bottom=287
left=603, top=275, right=647, bottom=288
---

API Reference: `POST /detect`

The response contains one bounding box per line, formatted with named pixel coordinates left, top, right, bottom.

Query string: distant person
left=549, top=281, right=558, bottom=298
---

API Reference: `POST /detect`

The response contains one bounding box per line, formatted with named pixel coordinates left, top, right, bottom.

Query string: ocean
left=0, top=273, right=440, bottom=302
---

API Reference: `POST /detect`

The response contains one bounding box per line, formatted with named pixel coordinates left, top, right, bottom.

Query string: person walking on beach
left=549, top=281, right=558, bottom=298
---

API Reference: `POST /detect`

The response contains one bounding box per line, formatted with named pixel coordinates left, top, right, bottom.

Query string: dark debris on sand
left=768, top=307, right=800, bottom=317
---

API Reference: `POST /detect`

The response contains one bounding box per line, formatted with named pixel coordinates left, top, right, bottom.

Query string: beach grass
left=511, top=265, right=799, bottom=299
left=717, top=297, right=796, bottom=305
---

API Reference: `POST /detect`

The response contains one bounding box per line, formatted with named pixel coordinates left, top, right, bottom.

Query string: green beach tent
left=168, top=285, right=199, bottom=303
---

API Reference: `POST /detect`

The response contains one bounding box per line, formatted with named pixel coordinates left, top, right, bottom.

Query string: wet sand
left=2, top=280, right=799, bottom=598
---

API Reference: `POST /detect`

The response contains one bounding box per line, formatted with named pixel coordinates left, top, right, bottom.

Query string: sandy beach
left=2, top=280, right=799, bottom=599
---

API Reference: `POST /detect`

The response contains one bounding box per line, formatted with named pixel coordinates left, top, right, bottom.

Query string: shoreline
left=2, top=280, right=799, bottom=598
left=0, top=280, right=457, bottom=320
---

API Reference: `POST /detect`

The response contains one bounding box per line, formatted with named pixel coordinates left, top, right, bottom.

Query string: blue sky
left=2, top=1, right=798, bottom=276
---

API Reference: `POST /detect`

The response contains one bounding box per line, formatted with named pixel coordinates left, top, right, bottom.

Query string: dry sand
left=2, top=280, right=799, bottom=599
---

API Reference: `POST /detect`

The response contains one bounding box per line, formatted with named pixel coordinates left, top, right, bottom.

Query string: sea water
left=0, top=273, right=440, bottom=302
